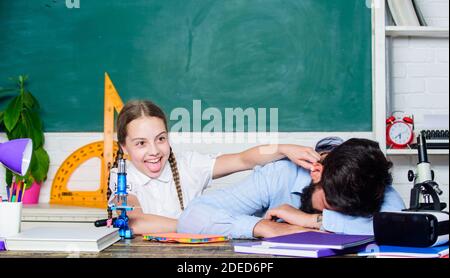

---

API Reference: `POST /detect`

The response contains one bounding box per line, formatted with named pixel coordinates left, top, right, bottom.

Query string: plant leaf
left=28, top=110, right=43, bottom=133
left=18, top=75, right=28, bottom=87
left=30, top=147, right=50, bottom=183
left=3, top=95, right=23, bottom=132
left=24, top=175, right=34, bottom=189
left=28, top=152, right=38, bottom=180
left=7, top=117, right=27, bottom=140
left=23, top=91, right=39, bottom=109
left=22, top=109, right=44, bottom=149
left=31, top=124, right=44, bottom=150
left=5, top=169, right=13, bottom=187
left=14, top=174, right=24, bottom=183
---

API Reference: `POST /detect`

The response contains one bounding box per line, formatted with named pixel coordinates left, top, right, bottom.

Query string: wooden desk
left=0, top=236, right=274, bottom=258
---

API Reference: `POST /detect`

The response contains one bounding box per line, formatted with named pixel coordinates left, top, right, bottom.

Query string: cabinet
left=373, top=1, right=449, bottom=156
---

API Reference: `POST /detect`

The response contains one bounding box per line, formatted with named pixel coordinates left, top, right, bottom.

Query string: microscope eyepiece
left=417, top=132, right=428, bottom=164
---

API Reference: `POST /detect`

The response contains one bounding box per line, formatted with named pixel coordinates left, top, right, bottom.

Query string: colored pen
left=9, top=184, right=14, bottom=202
left=8, top=176, right=15, bottom=202
left=11, top=182, right=15, bottom=202
left=16, top=181, right=22, bottom=202
left=17, top=182, right=22, bottom=202
left=21, top=181, right=27, bottom=203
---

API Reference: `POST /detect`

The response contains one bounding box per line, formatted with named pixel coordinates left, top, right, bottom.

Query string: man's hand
left=253, top=219, right=316, bottom=238
left=264, top=204, right=322, bottom=229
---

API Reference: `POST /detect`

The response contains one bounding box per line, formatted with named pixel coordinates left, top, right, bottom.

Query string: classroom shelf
left=387, top=149, right=449, bottom=156
left=386, top=26, right=449, bottom=38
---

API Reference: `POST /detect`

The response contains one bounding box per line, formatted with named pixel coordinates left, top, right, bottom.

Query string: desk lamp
left=0, top=138, right=33, bottom=176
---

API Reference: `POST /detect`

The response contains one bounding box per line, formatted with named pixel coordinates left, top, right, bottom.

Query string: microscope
left=407, top=131, right=447, bottom=211
left=95, top=149, right=133, bottom=239
left=374, top=132, right=449, bottom=247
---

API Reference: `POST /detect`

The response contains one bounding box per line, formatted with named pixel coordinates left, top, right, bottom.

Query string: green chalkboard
left=0, top=0, right=372, bottom=132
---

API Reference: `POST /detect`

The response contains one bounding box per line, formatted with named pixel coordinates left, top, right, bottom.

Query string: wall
left=1, top=0, right=448, bottom=211
left=1, top=132, right=371, bottom=203
left=389, top=0, right=449, bottom=209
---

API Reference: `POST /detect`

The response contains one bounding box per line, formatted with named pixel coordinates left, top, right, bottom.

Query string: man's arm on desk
left=178, top=161, right=306, bottom=238
left=178, top=163, right=285, bottom=238
left=177, top=198, right=262, bottom=238
left=126, top=195, right=177, bottom=234
left=253, top=219, right=316, bottom=238
left=178, top=201, right=314, bottom=239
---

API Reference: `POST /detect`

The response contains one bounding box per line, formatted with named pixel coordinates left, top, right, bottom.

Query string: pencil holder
left=0, top=202, right=22, bottom=238
left=20, top=181, right=41, bottom=204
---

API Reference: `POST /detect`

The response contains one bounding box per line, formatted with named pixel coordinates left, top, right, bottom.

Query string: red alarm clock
left=386, top=113, right=415, bottom=149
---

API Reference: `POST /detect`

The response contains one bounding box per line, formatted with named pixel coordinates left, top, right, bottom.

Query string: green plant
left=0, top=75, right=50, bottom=188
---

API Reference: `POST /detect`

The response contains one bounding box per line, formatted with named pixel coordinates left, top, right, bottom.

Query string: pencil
left=6, top=176, right=16, bottom=202
left=14, top=180, right=20, bottom=202
left=20, top=181, right=27, bottom=203
left=11, top=184, right=16, bottom=202
left=9, top=183, right=14, bottom=202
left=17, top=181, right=23, bottom=202
left=9, top=176, right=16, bottom=202
left=16, top=181, right=21, bottom=202
left=15, top=181, right=19, bottom=202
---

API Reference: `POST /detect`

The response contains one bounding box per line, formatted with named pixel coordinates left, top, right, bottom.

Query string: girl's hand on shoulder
left=280, top=145, right=320, bottom=170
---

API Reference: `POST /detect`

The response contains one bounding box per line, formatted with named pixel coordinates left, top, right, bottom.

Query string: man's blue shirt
left=177, top=159, right=405, bottom=238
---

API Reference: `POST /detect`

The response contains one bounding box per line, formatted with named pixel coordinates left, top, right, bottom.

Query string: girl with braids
left=109, top=100, right=321, bottom=234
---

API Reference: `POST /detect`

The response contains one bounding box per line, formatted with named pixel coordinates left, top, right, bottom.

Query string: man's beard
left=299, top=182, right=322, bottom=214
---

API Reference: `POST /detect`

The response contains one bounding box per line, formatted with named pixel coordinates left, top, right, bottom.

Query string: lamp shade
left=0, top=138, right=33, bottom=176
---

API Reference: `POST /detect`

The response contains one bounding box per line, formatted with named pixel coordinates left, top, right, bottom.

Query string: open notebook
left=5, top=227, right=120, bottom=252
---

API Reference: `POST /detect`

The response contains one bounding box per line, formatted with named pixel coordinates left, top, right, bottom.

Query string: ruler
left=50, top=73, right=124, bottom=208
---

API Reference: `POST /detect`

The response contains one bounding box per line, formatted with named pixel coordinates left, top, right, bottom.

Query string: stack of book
left=234, top=232, right=374, bottom=258
left=5, top=226, right=120, bottom=252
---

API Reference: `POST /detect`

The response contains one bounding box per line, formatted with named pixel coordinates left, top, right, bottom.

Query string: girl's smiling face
left=121, top=116, right=171, bottom=179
